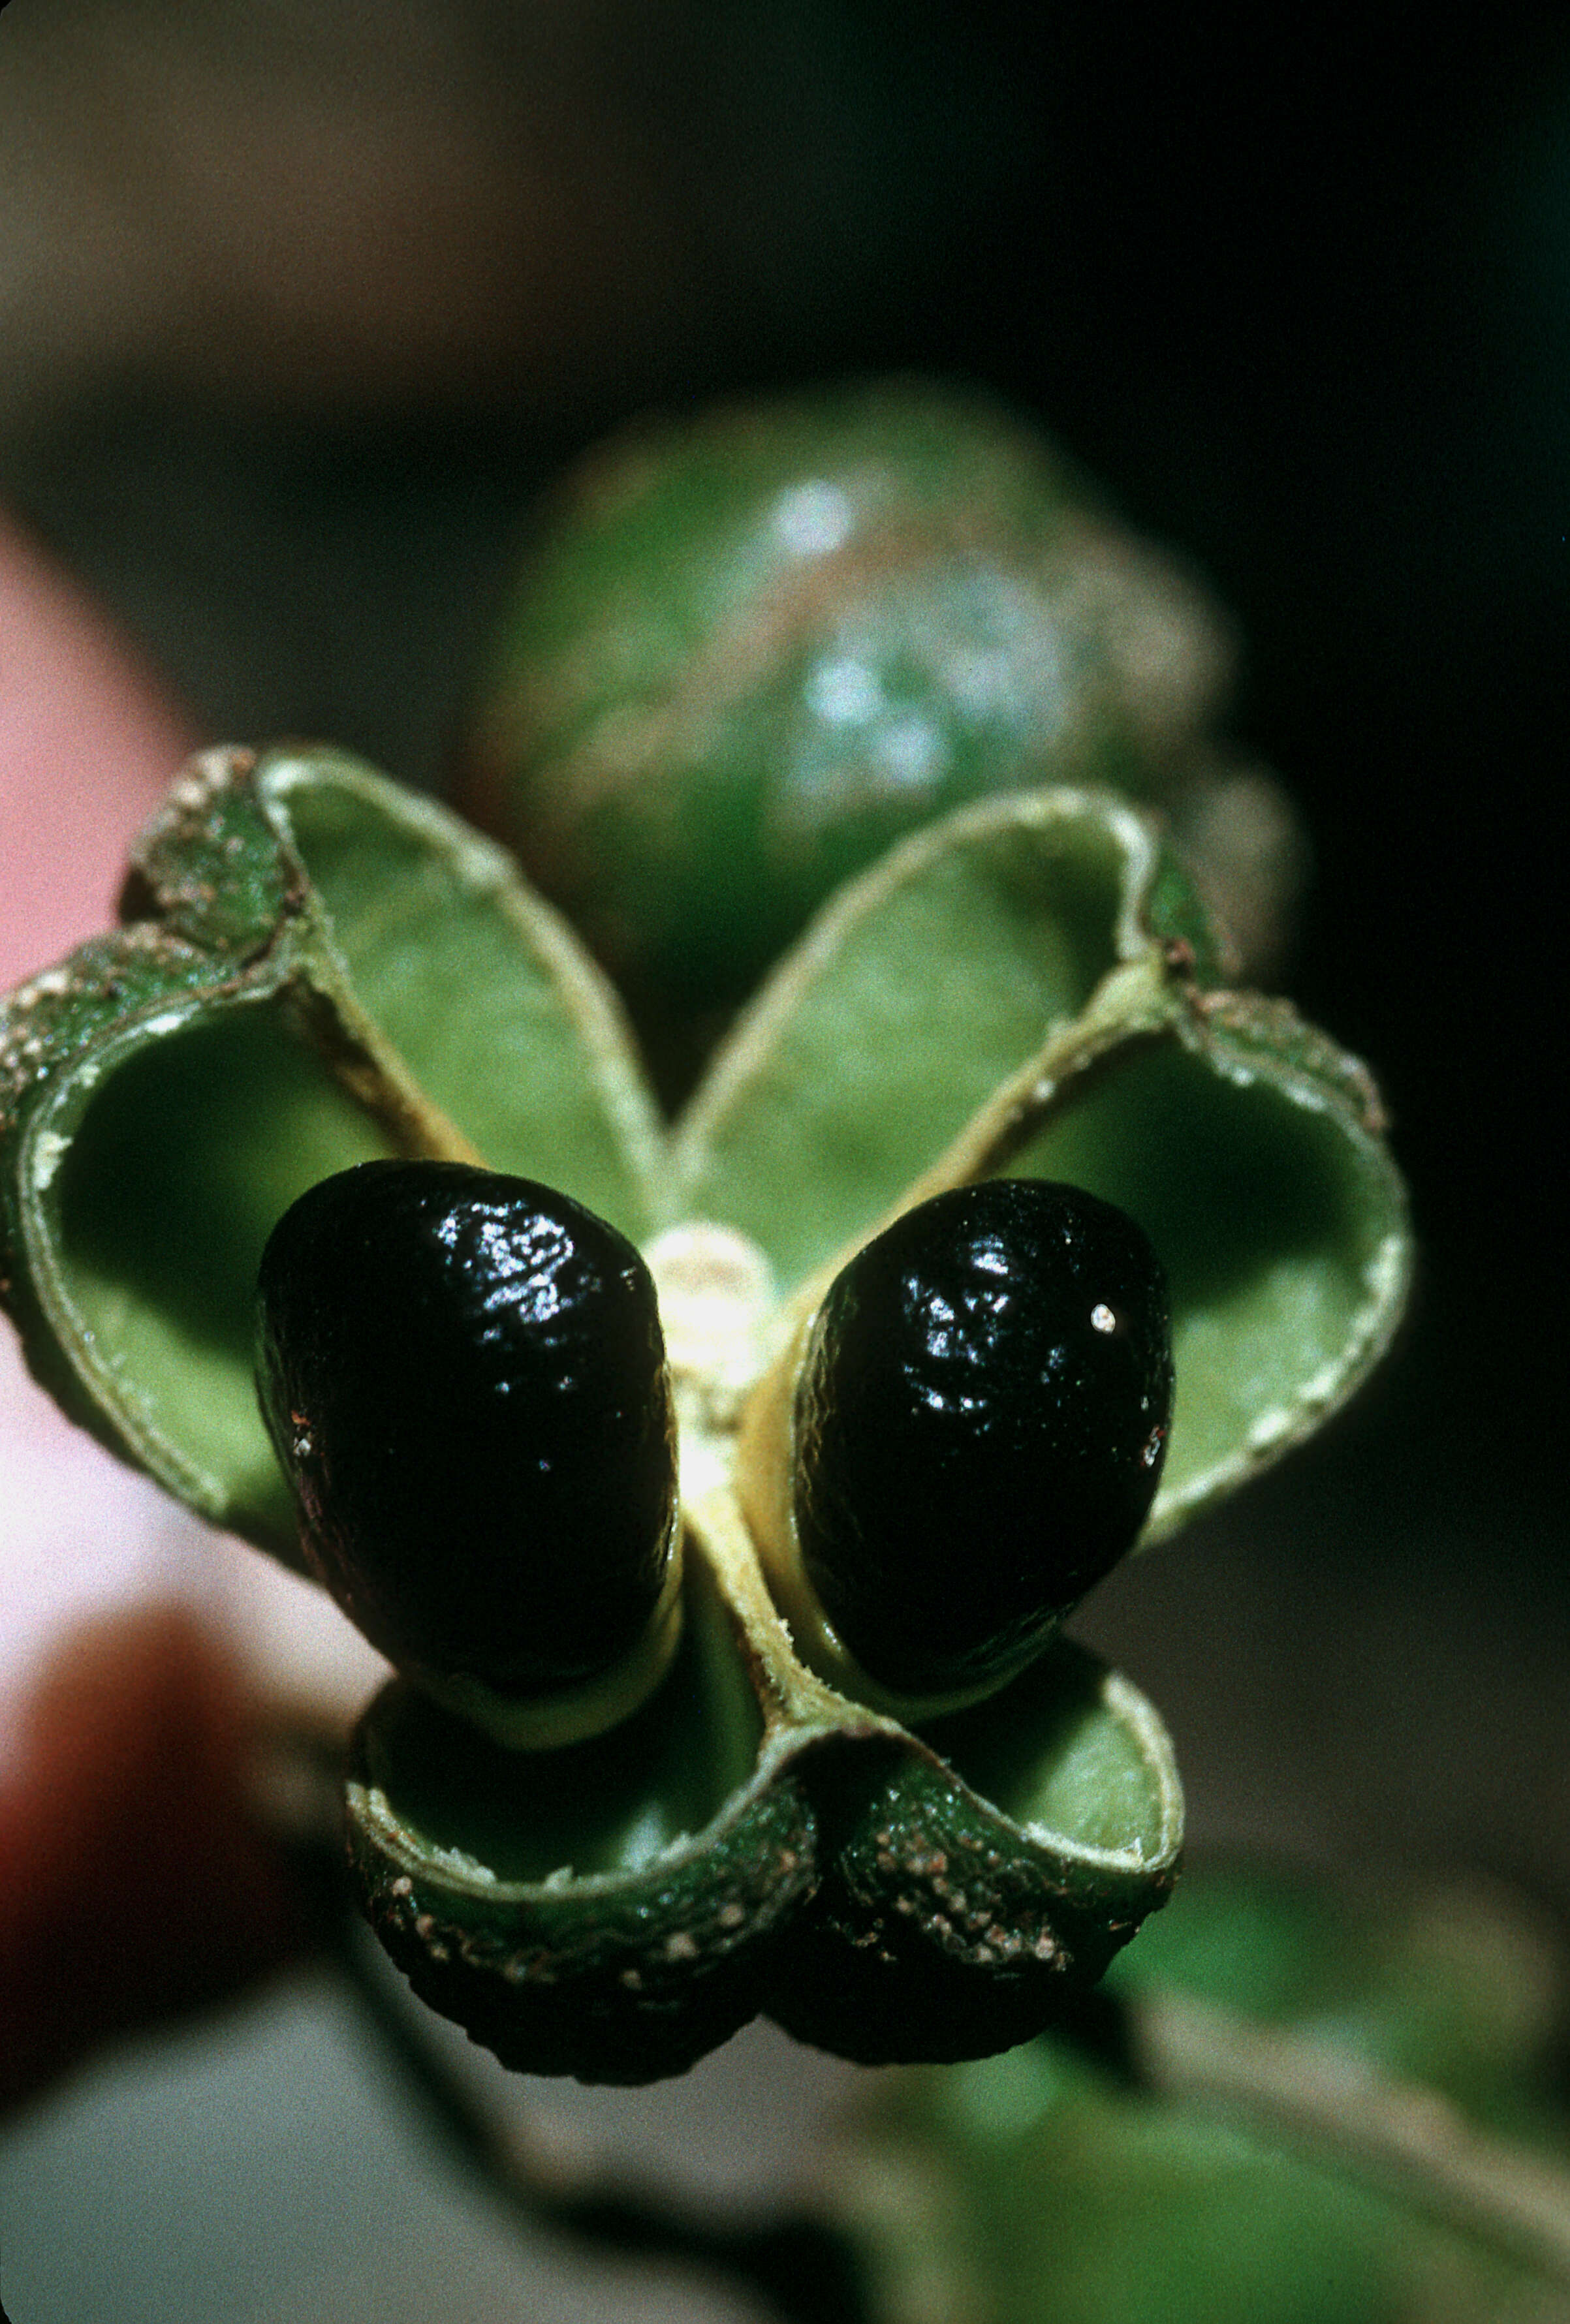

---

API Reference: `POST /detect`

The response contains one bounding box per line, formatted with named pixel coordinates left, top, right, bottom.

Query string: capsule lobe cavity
left=793, top=1178, right=1172, bottom=1699
left=255, top=1160, right=677, bottom=1699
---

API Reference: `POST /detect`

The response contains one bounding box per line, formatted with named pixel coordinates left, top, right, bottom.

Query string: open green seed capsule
left=255, top=1159, right=682, bottom=1745
left=790, top=1179, right=1172, bottom=1701
left=1, top=741, right=1409, bottom=2079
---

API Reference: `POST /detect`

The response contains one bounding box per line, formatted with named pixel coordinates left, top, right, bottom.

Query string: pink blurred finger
left=0, top=504, right=195, bottom=985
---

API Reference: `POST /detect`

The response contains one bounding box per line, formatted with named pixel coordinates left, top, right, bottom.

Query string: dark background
left=1, top=2, right=1563, bottom=1893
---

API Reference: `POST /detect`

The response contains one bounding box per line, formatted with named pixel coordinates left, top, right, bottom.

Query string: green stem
left=1130, top=1987, right=1570, bottom=2290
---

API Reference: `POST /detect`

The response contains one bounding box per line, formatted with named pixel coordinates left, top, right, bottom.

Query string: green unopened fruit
left=460, top=379, right=1229, bottom=1018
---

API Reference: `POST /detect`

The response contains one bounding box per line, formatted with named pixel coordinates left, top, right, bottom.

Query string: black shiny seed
left=255, top=1160, right=676, bottom=1697
left=793, top=1179, right=1172, bottom=1697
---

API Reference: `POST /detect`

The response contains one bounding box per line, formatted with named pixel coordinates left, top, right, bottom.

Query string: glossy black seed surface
left=793, top=1179, right=1172, bottom=1697
left=255, top=1160, right=676, bottom=1696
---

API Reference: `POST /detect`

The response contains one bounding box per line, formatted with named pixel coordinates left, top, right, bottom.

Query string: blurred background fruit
left=456, top=380, right=1236, bottom=1030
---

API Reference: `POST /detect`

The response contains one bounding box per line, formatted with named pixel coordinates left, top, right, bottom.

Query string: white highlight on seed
left=1090, top=1302, right=1117, bottom=1333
